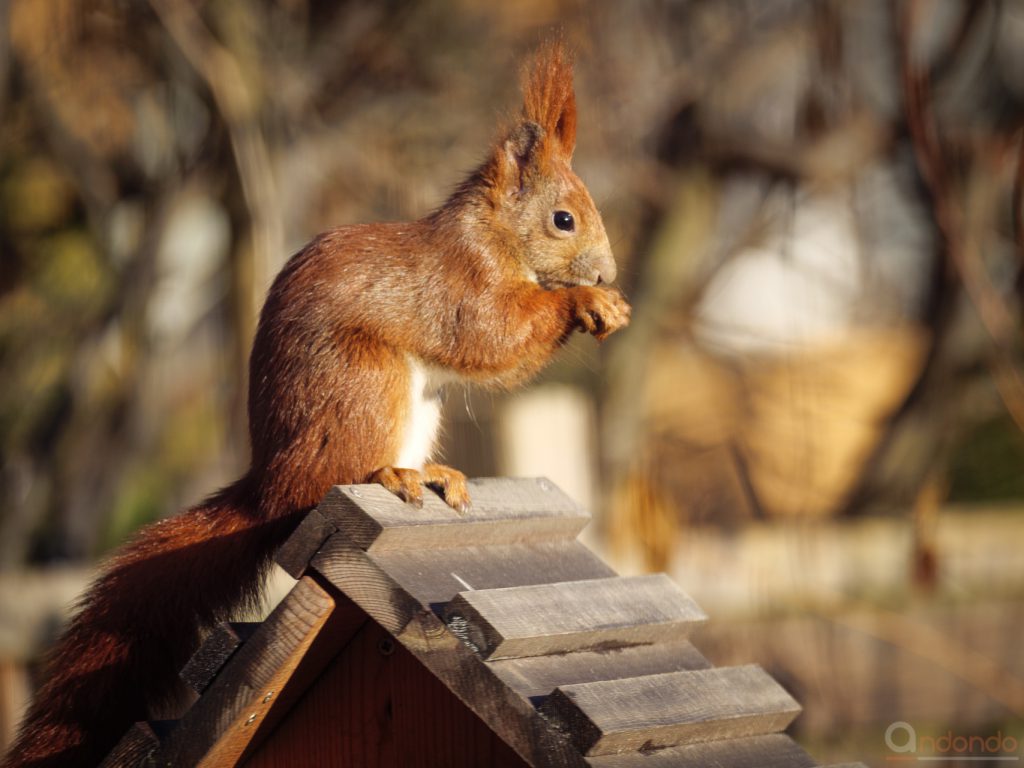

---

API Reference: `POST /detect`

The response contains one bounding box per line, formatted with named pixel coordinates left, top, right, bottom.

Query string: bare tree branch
left=148, top=0, right=283, bottom=341
left=901, top=0, right=1024, bottom=432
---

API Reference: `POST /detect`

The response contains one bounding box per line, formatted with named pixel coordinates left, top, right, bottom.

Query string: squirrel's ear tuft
left=521, top=37, right=577, bottom=159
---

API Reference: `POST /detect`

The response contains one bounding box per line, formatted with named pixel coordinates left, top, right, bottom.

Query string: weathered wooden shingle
left=443, top=574, right=706, bottom=660
left=180, top=622, right=258, bottom=695
left=274, top=507, right=337, bottom=579
left=98, top=722, right=159, bottom=768
left=584, top=733, right=817, bottom=767
left=539, top=664, right=801, bottom=755
left=486, top=639, right=711, bottom=702
left=316, top=477, right=588, bottom=551
left=369, top=539, right=616, bottom=608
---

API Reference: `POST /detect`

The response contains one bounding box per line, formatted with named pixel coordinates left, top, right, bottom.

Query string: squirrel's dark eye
left=553, top=210, right=575, bottom=232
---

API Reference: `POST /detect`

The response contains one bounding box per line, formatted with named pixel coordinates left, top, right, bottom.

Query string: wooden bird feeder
left=102, top=478, right=865, bottom=767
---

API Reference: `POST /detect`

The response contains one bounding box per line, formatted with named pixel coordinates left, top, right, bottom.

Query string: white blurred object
left=497, top=385, right=596, bottom=516
left=695, top=190, right=862, bottom=354
left=694, top=170, right=932, bottom=356
left=147, top=190, right=231, bottom=343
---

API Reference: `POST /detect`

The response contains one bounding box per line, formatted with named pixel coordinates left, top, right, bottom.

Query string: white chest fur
left=395, top=357, right=448, bottom=470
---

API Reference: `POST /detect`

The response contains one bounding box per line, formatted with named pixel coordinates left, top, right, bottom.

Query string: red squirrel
left=4, top=40, right=629, bottom=767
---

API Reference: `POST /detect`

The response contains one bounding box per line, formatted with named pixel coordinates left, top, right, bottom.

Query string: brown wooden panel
left=443, top=574, right=706, bottom=660
left=152, top=576, right=343, bottom=766
left=539, top=664, right=802, bottom=756
left=317, top=477, right=589, bottom=552
left=244, top=618, right=530, bottom=768
left=274, top=507, right=337, bottom=578
left=369, top=539, right=615, bottom=608
left=181, top=622, right=259, bottom=695
left=584, top=733, right=817, bottom=767
left=487, top=640, right=711, bottom=702
left=310, top=541, right=591, bottom=767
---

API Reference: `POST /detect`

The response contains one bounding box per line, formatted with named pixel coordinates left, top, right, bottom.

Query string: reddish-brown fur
left=4, top=41, right=629, bottom=767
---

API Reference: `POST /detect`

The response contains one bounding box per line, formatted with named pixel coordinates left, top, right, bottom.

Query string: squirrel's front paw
left=572, top=287, right=632, bottom=342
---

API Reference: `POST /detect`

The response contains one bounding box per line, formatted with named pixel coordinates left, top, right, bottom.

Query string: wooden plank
left=274, top=507, right=337, bottom=578
left=317, top=477, right=588, bottom=552
left=442, top=574, right=706, bottom=660
left=180, top=622, right=259, bottom=694
left=310, top=539, right=592, bottom=767
left=486, top=640, right=711, bottom=703
left=585, top=733, right=817, bottom=767
left=151, top=576, right=340, bottom=766
left=311, top=544, right=424, bottom=635
left=539, top=664, right=801, bottom=756
left=369, top=539, right=615, bottom=609
left=99, top=721, right=159, bottom=767
left=230, top=588, right=370, bottom=767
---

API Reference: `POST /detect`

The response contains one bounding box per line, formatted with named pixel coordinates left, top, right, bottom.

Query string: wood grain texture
left=539, top=664, right=802, bottom=756
left=244, top=617, right=531, bottom=768
left=180, top=622, right=259, bottom=695
left=311, top=541, right=424, bottom=635
left=486, top=640, right=711, bottom=703
left=150, top=576, right=337, bottom=766
left=443, top=574, right=706, bottom=660
left=310, top=540, right=592, bottom=767
left=274, top=507, right=337, bottom=578
left=369, top=539, right=615, bottom=609
left=98, top=721, right=159, bottom=767
left=584, top=733, right=817, bottom=767
left=317, top=477, right=589, bottom=552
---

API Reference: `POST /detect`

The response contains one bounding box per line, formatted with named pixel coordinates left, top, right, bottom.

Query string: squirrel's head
left=479, top=40, right=616, bottom=288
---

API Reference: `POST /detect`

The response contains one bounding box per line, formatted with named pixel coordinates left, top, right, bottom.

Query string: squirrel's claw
left=573, top=287, right=631, bottom=342
left=423, top=463, right=472, bottom=515
left=371, top=463, right=472, bottom=514
left=370, top=466, right=425, bottom=507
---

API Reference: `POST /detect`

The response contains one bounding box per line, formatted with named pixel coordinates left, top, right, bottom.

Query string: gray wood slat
left=584, top=733, right=817, bottom=767
left=369, top=539, right=615, bottom=609
left=487, top=640, right=711, bottom=702
left=539, top=664, right=801, bottom=756
left=180, top=622, right=259, bottom=695
left=316, top=477, right=589, bottom=552
left=99, top=722, right=160, bottom=767
left=274, top=507, right=337, bottom=578
left=443, top=574, right=706, bottom=660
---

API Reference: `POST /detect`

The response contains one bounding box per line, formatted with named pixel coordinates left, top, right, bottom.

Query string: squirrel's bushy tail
left=4, top=475, right=299, bottom=768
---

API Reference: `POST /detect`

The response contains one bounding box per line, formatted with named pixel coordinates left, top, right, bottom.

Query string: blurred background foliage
left=1, top=0, right=1023, bottom=764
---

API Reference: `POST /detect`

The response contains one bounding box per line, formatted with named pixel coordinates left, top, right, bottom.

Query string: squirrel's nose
left=593, top=249, right=617, bottom=285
